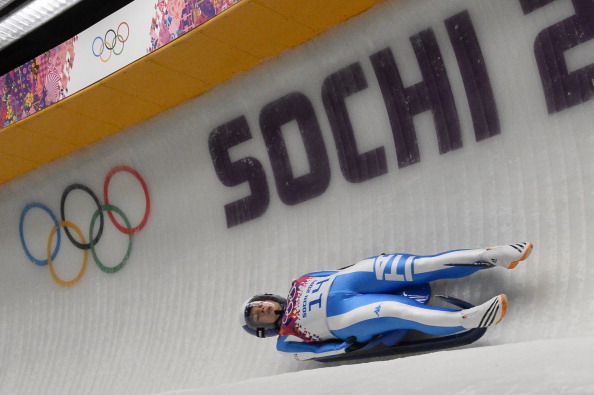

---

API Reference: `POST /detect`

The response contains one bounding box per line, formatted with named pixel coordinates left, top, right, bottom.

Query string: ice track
left=1, top=0, right=594, bottom=393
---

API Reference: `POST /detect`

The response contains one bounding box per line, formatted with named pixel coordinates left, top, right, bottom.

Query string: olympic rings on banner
left=92, top=22, right=130, bottom=62
left=19, top=165, right=150, bottom=287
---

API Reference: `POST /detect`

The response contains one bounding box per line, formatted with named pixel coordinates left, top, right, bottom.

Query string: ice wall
left=2, top=0, right=594, bottom=394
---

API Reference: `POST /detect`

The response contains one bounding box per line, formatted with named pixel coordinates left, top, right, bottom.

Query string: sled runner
left=314, top=281, right=488, bottom=362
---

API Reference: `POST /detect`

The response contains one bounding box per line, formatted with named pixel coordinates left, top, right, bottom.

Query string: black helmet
left=241, top=294, right=286, bottom=338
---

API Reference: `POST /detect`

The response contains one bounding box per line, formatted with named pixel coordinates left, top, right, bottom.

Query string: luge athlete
left=241, top=242, right=533, bottom=360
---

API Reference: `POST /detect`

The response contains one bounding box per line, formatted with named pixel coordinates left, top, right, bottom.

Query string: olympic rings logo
left=19, top=166, right=150, bottom=287
left=281, top=283, right=298, bottom=325
left=92, top=22, right=130, bottom=62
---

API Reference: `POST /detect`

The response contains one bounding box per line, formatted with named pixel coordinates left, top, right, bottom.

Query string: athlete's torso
left=279, top=272, right=337, bottom=342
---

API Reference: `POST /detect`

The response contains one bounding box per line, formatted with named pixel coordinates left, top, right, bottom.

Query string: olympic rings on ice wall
left=92, top=22, right=130, bottom=62
left=19, top=165, right=150, bottom=287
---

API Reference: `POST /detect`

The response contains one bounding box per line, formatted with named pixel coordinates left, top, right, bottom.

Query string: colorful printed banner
left=0, top=0, right=241, bottom=129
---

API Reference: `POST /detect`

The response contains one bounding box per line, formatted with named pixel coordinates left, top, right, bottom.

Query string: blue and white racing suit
left=277, top=248, right=488, bottom=360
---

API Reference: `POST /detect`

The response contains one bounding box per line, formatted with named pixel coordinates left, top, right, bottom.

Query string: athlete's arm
left=276, top=335, right=350, bottom=361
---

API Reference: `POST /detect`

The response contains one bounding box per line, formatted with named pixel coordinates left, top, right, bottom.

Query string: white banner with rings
left=67, top=1, right=156, bottom=95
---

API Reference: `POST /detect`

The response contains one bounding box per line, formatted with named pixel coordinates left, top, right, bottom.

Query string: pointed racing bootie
left=480, top=242, right=533, bottom=269
left=461, top=294, right=508, bottom=329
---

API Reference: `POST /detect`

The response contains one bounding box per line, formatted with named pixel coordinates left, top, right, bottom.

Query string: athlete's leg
left=411, top=249, right=487, bottom=283
left=333, top=250, right=484, bottom=294
left=414, top=242, right=533, bottom=275
left=327, top=293, right=507, bottom=343
left=333, top=242, right=533, bottom=294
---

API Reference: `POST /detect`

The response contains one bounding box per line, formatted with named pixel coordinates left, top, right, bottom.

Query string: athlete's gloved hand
left=344, top=335, right=381, bottom=353
left=344, top=336, right=365, bottom=353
